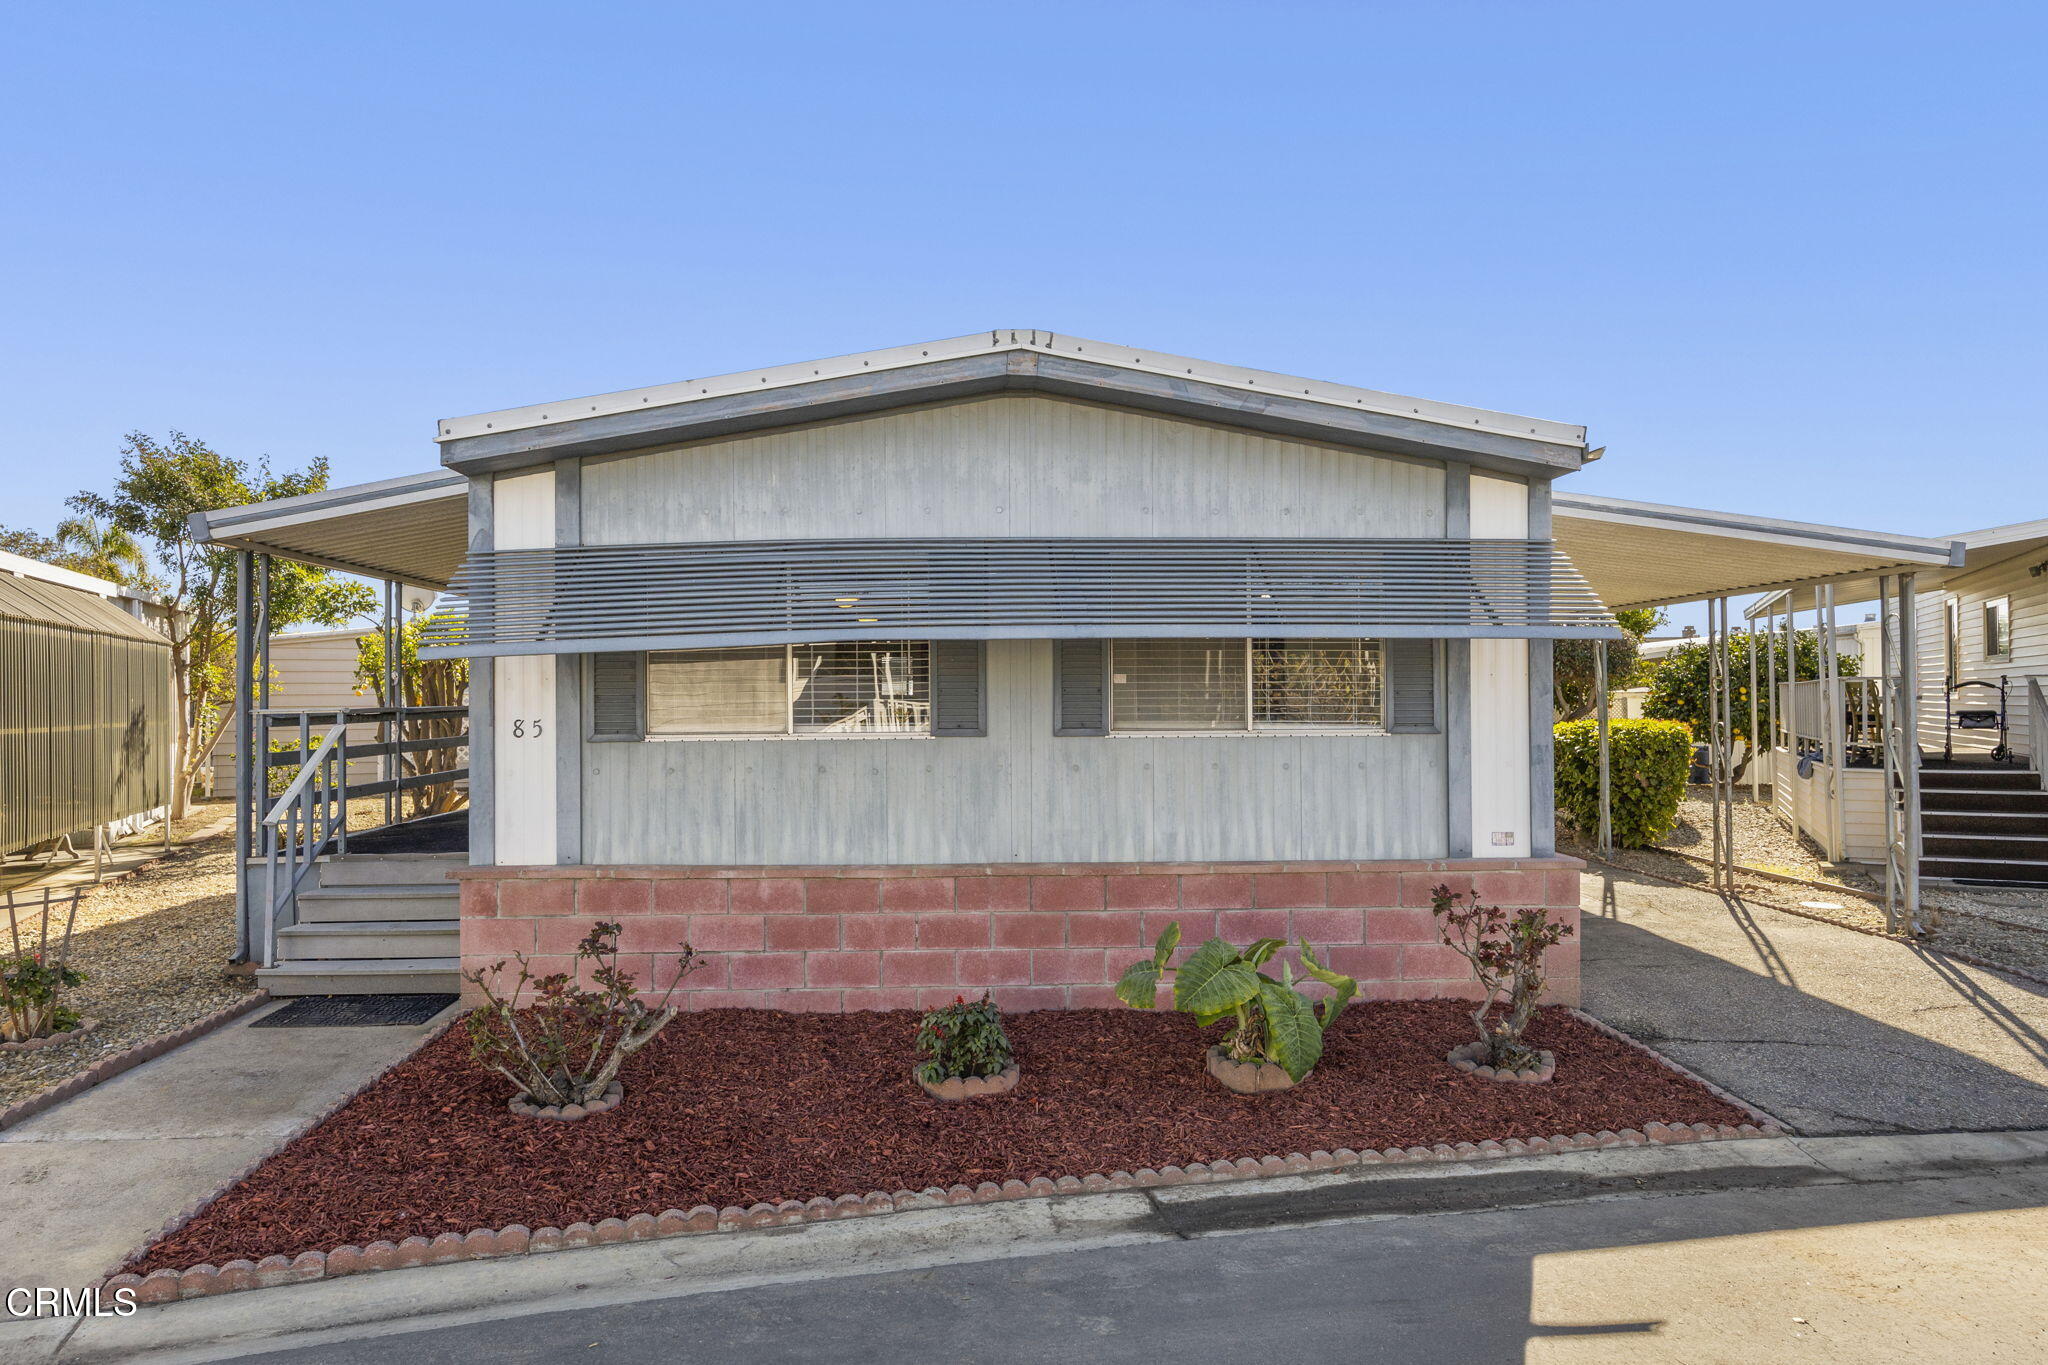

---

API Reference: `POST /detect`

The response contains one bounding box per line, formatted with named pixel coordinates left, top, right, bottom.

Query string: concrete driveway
left=0, top=1001, right=454, bottom=1293
left=1579, top=866, right=2048, bottom=1135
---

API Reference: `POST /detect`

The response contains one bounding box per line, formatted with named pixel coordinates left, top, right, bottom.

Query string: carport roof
left=1554, top=493, right=1963, bottom=611
left=186, top=468, right=470, bottom=589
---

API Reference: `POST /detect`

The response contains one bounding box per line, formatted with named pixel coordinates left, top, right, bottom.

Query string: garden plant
left=1552, top=717, right=1693, bottom=847
left=2, top=890, right=88, bottom=1043
left=463, top=920, right=702, bottom=1111
left=1116, top=924, right=1356, bottom=1089
left=913, top=992, right=1018, bottom=1098
left=1429, top=884, right=1573, bottom=1076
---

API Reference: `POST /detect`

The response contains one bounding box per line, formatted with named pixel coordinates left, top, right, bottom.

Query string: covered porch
left=190, top=471, right=474, bottom=993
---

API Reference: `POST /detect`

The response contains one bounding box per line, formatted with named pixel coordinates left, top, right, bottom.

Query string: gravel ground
left=1560, top=787, right=2048, bottom=979
left=1, top=807, right=256, bottom=1107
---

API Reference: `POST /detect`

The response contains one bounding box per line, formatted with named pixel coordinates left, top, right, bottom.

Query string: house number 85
left=511, top=718, right=544, bottom=738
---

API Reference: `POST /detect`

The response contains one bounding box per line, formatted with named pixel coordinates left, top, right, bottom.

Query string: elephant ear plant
left=1116, top=924, right=1356, bottom=1088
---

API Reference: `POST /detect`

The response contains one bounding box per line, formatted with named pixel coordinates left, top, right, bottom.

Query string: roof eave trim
left=436, top=351, right=1587, bottom=480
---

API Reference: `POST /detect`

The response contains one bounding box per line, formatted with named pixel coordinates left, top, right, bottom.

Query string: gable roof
left=433, top=330, right=1590, bottom=479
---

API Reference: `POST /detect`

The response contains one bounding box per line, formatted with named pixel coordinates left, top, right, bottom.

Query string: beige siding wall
left=580, top=393, right=1445, bottom=543
left=583, top=638, right=1447, bottom=866
left=1916, top=553, right=2046, bottom=762
left=212, top=631, right=381, bottom=792
left=1772, top=747, right=1887, bottom=863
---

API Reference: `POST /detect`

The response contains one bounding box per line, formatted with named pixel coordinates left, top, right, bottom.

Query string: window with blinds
left=644, top=641, right=932, bottom=737
left=1108, top=638, right=1385, bottom=733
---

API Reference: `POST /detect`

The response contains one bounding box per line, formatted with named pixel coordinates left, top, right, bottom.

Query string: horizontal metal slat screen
left=419, top=537, right=1621, bottom=658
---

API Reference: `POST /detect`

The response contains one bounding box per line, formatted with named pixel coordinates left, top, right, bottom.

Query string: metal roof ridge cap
left=432, top=329, right=1588, bottom=448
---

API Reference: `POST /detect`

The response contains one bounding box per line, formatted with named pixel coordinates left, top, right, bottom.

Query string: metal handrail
left=258, top=719, right=350, bottom=968
left=261, top=722, right=349, bottom=825
left=2028, top=676, right=2047, bottom=792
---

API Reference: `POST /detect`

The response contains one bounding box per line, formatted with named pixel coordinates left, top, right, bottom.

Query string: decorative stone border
left=918, top=1065, right=1019, bottom=1101
left=1447, top=1040, right=1553, bottom=1083
left=510, top=1082, right=623, bottom=1120
left=107, top=1114, right=1783, bottom=1304
left=0, top=1017, right=102, bottom=1052
left=0, top=993, right=269, bottom=1133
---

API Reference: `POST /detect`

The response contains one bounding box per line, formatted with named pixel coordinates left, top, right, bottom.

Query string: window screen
left=1109, top=638, right=1385, bottom=733
left=1252, top=639, right=1384, bottom=729
left=792, top=641, right=930, bottom=733
left=646, top=647, right=786, bottom=735
left=1110, top=639, right=1246, bottom=731
left=645, top=642, right=933, bottom=736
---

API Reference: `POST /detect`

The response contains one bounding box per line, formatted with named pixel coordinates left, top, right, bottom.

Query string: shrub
left=914, top=992, right=1014, bottom=1084
left=1430, top=885, right=1573, bottom=1071
left=1553, top=717, right=1692, bottom=847
left=463, top=921, right=703, bottom=1108
left=1115, top=925, right=1356, bottom=1082
left=2, top=891, right=86, bottom=1042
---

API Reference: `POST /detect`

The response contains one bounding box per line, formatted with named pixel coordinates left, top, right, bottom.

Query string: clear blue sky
left=4, top=0, right=2043, bottom=634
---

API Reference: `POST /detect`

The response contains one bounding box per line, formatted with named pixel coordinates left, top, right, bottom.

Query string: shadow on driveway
left=1581, top=865, right=2048, bottom=1134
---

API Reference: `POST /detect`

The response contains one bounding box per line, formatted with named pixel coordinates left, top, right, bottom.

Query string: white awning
left=1553, top=493, right=1963, bottom=611
left=186, top=470, right=469, bottom=589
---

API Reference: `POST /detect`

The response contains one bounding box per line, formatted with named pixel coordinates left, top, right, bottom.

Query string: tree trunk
left=168, top=649, right=192, bottom=821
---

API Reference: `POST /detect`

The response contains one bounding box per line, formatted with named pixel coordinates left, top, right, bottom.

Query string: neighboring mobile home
left=191, top=331, right=1960, bottom=995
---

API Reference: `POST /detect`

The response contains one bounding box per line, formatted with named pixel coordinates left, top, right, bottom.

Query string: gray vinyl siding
left=580, top=393, right=1445, bottom=544
left=1916, top=554, right=2046, bottom=762
left=583, top=638, right=1446, bottom=865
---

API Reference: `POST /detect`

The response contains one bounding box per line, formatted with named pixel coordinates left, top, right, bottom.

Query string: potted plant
left=1115, top=925, right=1355, bottom=1093
left=463, top=921, right=704, bottom=1119
left=913, top=992, right=1018, bottom=1100
left=1, top=890, right=97, bottom=1051
left=1429, top=884, right=1574, bottom=1083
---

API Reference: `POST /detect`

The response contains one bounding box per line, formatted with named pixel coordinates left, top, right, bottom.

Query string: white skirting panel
left=491, top=471, right=557, bottom=865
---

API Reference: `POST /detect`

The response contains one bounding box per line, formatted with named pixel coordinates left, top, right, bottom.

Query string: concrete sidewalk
left=8, top=1128, right=2045, bottom=1363
left=1580, top=865, right=2048, bottom=1134
left=0, top=1000, right=453, bottom=1294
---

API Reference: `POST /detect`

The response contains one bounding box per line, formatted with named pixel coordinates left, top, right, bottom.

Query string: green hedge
left=1554, top=718, right=1693, bottom=848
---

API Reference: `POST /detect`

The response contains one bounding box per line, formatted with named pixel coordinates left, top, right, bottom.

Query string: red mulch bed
left=129, top=1003, right=1748, bottom=1272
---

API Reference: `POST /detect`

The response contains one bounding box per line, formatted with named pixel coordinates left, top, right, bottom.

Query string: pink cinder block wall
left=455, top=859, right=1583, bottom=1012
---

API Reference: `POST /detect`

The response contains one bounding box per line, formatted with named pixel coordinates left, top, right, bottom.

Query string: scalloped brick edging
left=918, top=1065, right=1020, bottom=1102
left=0, top=993, right=270, bottom=1133
left=104, top=1027, right=1785, bottom=1304
left=0, top=1017, right=102, bottom=1052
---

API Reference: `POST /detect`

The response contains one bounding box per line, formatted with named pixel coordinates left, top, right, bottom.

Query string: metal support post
left=1595, top=641, right=1611, bottom=857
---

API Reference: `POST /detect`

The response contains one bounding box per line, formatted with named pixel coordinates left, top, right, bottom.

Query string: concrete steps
left=258, top=957, right=462, bottom=996
left=1919, top=764, right=2048, bottom=884
left=257, top=853, right=462, bottom=995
